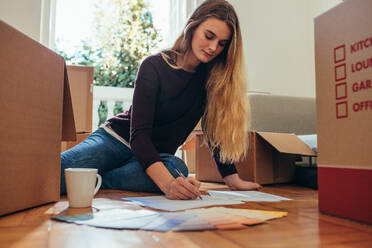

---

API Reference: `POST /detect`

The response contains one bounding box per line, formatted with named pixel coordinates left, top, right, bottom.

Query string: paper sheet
left=207, top=191, right=292, bottom=202
left=122, top=195, right=244, bottom=211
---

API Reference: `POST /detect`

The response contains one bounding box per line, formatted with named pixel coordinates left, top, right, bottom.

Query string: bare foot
left=223, top=173, right=263, bottom=190
left=229, top=181, right=262, bottom=191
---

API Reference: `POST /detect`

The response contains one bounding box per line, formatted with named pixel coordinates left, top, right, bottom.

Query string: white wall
left=0, top=0, right=42, bottom=42
left=229, top=0, right=342, bottom=97
left=0, top=0, right=55, bottom=47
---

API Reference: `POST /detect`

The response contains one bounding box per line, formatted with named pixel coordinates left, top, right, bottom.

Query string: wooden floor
left=0, top=182, right=371, bottom=248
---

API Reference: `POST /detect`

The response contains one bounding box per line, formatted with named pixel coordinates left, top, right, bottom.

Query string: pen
left=169, top=160, right=202, bottom=200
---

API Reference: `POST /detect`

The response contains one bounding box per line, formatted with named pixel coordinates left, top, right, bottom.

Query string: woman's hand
left=146, top=161, right=201, bottom=200
left=165, top=177, right=202, bottom=200
left=223, top=173, right=262, bottom=190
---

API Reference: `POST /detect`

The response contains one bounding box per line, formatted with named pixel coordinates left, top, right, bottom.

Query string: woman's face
left=190, top=17, right=232, bottom=64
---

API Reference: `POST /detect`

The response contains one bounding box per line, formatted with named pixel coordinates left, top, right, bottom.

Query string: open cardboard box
left=314, top=0, right=372, bottom=224
left=0, top=20, right=76, bottom=216
left=194, top=131, right=315, bottom=184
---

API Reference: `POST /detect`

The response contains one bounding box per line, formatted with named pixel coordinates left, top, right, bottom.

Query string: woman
left=61, top=0, right=262, bottom=200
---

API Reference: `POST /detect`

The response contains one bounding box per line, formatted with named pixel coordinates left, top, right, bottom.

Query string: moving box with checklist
left=314, top=0, right=372, bottom=224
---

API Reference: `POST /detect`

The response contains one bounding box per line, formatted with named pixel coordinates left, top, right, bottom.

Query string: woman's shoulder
left=139, top=53, right=170, bottom=72
left=140, top=53, right=162, bottom=67
left=141, top=51, right=181, bottom=73
left=143, top=53, right=162, bottom=62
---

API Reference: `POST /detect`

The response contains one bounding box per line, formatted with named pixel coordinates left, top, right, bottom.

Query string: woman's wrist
left=146, top=161, right=201, bottom=199
left=146, top=161, right=175, bottom=195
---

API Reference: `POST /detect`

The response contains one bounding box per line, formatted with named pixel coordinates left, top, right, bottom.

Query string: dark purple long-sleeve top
left=106, top=53, right=237, bottom=178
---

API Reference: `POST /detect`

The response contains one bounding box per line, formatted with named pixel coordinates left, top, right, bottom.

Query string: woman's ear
left=184, top=19, right=195, bottom=36
left=187, top=19, right=194, bottom=25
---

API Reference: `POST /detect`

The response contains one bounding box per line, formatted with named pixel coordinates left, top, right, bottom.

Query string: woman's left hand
left=223, top=173, right=262, bottom=190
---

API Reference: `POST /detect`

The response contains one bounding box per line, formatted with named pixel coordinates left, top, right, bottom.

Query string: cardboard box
left=0, top=21, right=76, bottom=216
left=195, top=132, right=315, bottom=184
left=61, top=132, right=91, bottom=153
left=66, top=65, right=93, bottom=133
left=181, top=135, right=196, bottom=173
left=181, top=120, right=202, bottom=173
left=314, top=0, right=372, bottom=224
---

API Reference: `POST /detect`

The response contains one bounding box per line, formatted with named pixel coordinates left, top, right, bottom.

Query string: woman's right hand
left=165, top=176, right=202, bottom=200
left=146, top=161, right=202, bottom=200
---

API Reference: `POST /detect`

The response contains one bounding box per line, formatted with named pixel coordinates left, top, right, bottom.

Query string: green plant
left=97, top=101, right=108, bottom=127
left=56, top=0, right=161, bottom=88
left=113, top=101, right=124, bottom=116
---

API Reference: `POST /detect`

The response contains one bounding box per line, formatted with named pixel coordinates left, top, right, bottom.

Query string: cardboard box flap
left=62, top=62, right=76, bottom=141
left=257, top=132, right=316, bottom=156
left=66, top=65, right=94, bottom=133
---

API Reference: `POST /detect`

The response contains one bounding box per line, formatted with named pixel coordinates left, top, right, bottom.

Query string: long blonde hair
left=162, top=0, right=249, bottom=163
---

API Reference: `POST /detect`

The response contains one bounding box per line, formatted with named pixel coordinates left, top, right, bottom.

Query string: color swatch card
left=172, top=217, right=216, bottom=232
left=187, top=207, right=288, bottom=221
left=53, top=209, right=159, bottom=229
left=184, top=208, right=267, bottom=230
left=140, top=212, right=195, bottom=232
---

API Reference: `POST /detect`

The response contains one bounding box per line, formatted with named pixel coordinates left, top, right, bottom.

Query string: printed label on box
left=332, top=35, right=372, bottom=120
left=352, top=79, right=371, bottom=93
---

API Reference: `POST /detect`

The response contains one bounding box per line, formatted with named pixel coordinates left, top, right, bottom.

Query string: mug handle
left=93, top=174, right=102, bottom=195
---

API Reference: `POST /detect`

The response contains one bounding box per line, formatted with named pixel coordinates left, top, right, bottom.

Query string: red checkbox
left=334, top=44, right=346, bottom=63
left=336, top=101, right=348, bottom=119
left=335, top=82, right=347, bottom=100
left=335, top=63, right=346, bottom=81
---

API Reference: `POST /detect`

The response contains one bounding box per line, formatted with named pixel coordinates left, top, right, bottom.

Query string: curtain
left=169, top=0, right=204, bottom=45
left=40, top=0, right=57, bottom=49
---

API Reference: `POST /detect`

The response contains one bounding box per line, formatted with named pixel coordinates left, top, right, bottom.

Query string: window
left=52, top=0, right=201, bottom=130
left=55, top=0, right=170, bottom=64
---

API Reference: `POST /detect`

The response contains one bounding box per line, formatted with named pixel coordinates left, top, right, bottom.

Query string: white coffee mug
left=64, top=168, right=102, bottom=208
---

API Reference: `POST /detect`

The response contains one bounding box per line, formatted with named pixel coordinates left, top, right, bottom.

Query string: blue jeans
left=60, top=128, right=188, bottom=195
